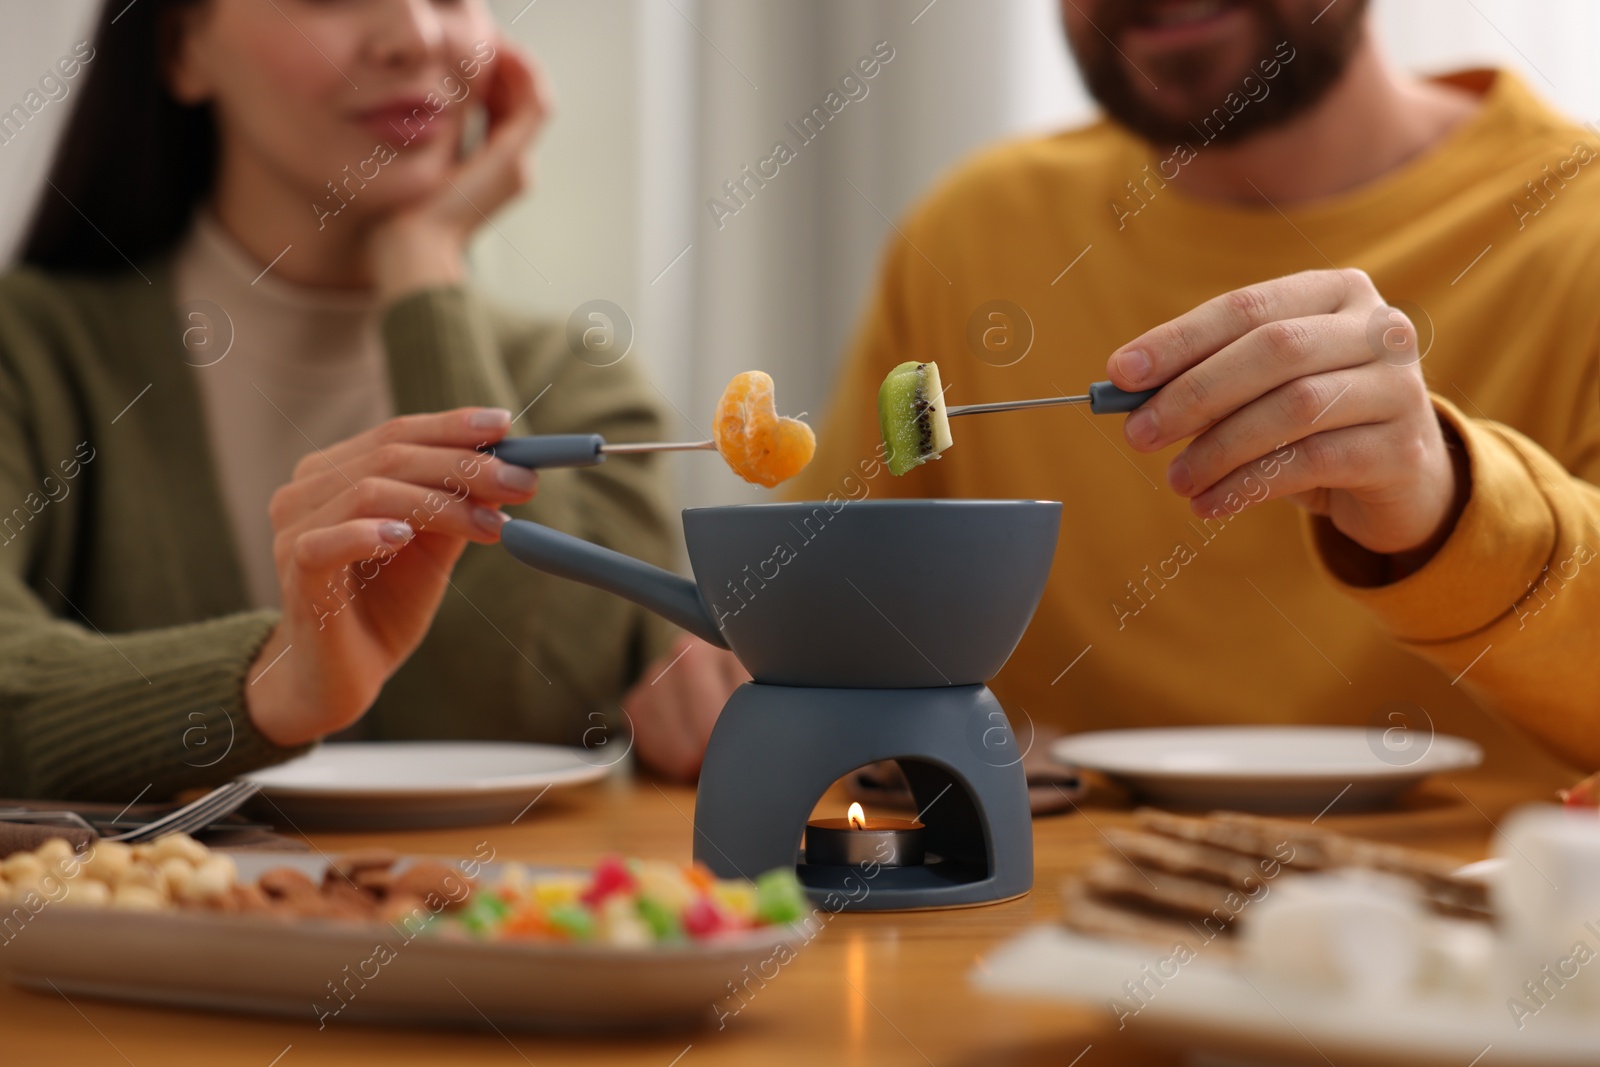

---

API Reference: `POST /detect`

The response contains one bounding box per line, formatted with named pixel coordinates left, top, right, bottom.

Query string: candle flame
left=847, top=802, right=867, bottom=830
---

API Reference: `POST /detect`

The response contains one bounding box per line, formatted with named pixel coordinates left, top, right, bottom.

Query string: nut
left=117, top=861, right=163, bottom=894
left=157, top=857, right=195, bottom=898
left=34, top=838, right=75, bottom=868
left=184, top=856, right=237, bottom=903
left=79, top=841, right=133, bottom=884
left=258, top=867, right=319, bottom=901
left=352, top=866, right=395, bottom=896
left=227, top=883, right=274, bottom=915
left=3, top=853, right=45, bottom=882
left=323, top=878, right=377, bottom=916
left=393, top=861, right=472, bottom=910
left=324, top=849, right=398, bottom=889
left=111, top=885, right=166, bottom=911
left=59, top=879, right=111, bottom=908
left=152, top=833, right=209, bottom=866
left=379, top=893, right=430, bottom=927
left=6, top=874, right=45, bottom=903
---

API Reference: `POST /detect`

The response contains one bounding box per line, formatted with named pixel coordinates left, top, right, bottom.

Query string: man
left=636, top=0, right=1600, bottom=782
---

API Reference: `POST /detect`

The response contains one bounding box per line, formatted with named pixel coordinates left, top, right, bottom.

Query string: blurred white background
left=2, top=0, right=1596, bottom=510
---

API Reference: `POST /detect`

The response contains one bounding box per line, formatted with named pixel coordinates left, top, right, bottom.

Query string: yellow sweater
left=793, top=70, right=1600, bottom=780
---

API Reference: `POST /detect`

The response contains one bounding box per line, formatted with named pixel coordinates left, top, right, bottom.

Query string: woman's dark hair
left=20, top=0, right=214, bottom=273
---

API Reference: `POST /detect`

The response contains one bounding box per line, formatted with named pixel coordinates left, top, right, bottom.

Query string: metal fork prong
left=151, top=781, right=257, bottom=841
left=106, top=785, right=238, bottom=844
left=166, top=781, right=259, bottom=838
left=163, top=781, right=259, bottom=838
left=108, top=781, right=259, bottom=844
left=0, top=783, right=261, bottom=845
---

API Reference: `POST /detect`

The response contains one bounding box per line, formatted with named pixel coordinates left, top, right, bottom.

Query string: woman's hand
left=623, top=635, right=750, bottom=781
left=368, top=39, right=552, bottom=302
left=1109, top=269, right=1469, bottom=566
left=245, top=407, right=538, bottom=747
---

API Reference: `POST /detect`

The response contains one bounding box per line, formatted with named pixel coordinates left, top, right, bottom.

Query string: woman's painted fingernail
left=1167, top=456, right=1192, bottom=495
left=380, top=521, right=414, bottom=545
left=1114, top=349, right=1151, bottom=385
left=496, top=463, right=539, bottom=492
left=473, top=505, right=508, bottom=533
left=1126, top=407, right=1159, bottom=448
left=471, top=408, right=512, bottom=431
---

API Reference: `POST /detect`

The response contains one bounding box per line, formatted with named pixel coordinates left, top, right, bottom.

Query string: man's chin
left=1108, top=43, right=1279, bottom=141
left=1147, top=89, right=1249, bottom=129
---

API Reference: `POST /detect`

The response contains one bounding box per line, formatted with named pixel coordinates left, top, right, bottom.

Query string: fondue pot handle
left=487, top=435, right=606, bottom=469
left=500, top=519, right=731, bottom=650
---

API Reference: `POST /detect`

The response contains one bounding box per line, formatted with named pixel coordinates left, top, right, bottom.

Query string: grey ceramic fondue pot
left=499, top=494, right=1061, bottom=910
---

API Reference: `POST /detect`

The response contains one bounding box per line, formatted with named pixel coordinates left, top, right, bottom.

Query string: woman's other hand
left=245, top=407, right=538, bottom=746
left=623, top=636, right=751, bottom=781
left=369, top=39, right=551, bottom=301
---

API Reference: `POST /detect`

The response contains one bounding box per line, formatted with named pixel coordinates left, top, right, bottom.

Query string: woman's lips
left=351, top=99, right=450, bottom=143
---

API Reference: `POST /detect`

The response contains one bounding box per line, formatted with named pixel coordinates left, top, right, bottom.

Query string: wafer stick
left=1104, top=828, right=1286, bottom=891
left=1059, top=877, right=1239, bottom=958
left=1133, top=809, right=1490, bottom=916
left=1083, top=858, right=1260, bottom=925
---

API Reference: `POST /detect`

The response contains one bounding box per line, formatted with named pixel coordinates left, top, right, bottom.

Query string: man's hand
left=623, top=635, right=750, bottom=781
left=1108, top=268, right=1467, bottom=561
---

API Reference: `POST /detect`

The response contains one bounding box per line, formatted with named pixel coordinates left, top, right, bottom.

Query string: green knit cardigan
left=0, top=262, right=678, bottom=801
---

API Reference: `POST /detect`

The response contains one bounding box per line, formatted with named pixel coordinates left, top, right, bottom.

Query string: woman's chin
left=354, top=164, right=456, bottom=213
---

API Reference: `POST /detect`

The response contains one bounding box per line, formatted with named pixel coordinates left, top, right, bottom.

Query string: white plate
left=241, top=742, right=612, bottom=830
left=4, top=854, right=799, bottom=1032
left=1051, top=726, right=1482, bottom=813
left=977, top=926, right=1600, bottom=1066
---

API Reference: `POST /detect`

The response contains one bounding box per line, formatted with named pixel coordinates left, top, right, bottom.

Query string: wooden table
left=0, top=762, right=1569, bottom=1067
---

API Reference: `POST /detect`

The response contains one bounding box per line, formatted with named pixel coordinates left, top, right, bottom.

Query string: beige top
left=173, top=214, right=393, bottom=608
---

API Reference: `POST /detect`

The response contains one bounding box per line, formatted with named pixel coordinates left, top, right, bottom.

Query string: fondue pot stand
left=499, top=492, right=1061, bottom=911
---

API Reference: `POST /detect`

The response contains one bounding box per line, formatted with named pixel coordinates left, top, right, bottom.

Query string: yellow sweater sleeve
left=1310, top=394, right=1600, bottom=764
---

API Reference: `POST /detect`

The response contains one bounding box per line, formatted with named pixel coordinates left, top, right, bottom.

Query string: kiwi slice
left=878, top=360, right=954, bottom=476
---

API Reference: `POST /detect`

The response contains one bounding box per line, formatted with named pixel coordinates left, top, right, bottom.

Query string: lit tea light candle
left=805, top=802, right=926, bottom=867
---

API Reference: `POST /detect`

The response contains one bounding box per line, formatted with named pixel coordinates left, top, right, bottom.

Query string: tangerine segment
left=713, top=371, right=816, bottom=488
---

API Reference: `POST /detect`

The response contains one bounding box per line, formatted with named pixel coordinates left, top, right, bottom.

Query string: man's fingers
left=291, top=408, right=512, bottom=482
left=1187, top=425, right=1390, bottom=520
left=1107, top=268, right=1377, bottom=392
left=1125, top=313, right=1381, bottom=451
left=1166, top=364, right=1409, bottom=497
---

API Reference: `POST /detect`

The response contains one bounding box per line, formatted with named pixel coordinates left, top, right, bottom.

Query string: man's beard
left=1069, top=0, right=1369, bottom=147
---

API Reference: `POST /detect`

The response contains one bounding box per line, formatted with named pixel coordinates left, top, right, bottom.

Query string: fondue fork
left=489, top=434, right=715, bottom=469
left=489, top=381, right=1157, bottom=470
left=945, top=380, right=1158, bottom=418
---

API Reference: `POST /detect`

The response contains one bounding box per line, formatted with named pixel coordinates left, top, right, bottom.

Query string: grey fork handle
left=489, top=435, right=606, bottom=469
left=501, top=519, right=730, bottom=650
left=1088, top=381, right=1159, bottom=414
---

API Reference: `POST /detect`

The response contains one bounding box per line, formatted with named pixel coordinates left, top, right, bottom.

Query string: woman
left=0, top=0, right=739, bottom=800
